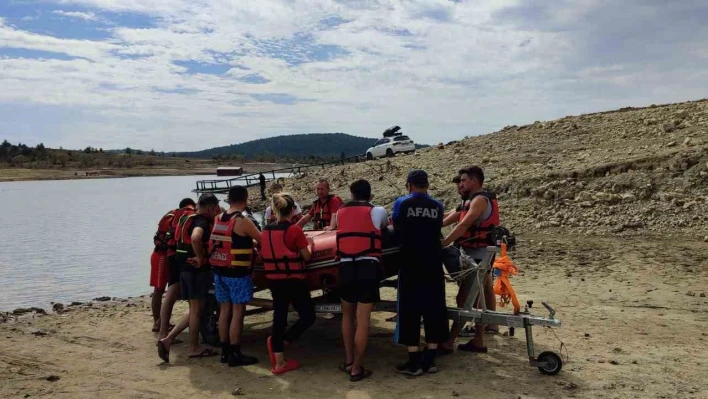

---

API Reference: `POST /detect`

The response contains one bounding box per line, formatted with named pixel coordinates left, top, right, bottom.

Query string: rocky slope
left=272, top=99, right=708, bottom=237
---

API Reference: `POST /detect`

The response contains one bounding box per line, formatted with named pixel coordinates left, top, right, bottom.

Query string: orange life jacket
left=261, top=222, right=306, bottom=280
left=175, top=213, right=198, bottom=260
left=154, top=210, right=176, bottom=252
left=456, top=191, right=500, bottom=248
left=311, top=195, right=337, bottom=230
left=209, top=211, right=254, bottom=268
left=166, top=205, right=195, bottom=256
left=336, top=202, right=382, bottom=259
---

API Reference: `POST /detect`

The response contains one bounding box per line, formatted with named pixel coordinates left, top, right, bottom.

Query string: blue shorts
left=214, top=275, right=254, bottom=304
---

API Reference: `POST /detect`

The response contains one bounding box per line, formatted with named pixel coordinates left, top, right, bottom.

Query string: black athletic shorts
left=339, top=259, right=381, bottom=304
left=167, top=256, right=181, bottom=286
left=396, top=272, right=449, bottom=346
left=180, top=268, right=213, bottom=300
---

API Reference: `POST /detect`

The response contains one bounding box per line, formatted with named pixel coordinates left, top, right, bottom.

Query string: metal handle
left=542, top=302, right=556, bottom=319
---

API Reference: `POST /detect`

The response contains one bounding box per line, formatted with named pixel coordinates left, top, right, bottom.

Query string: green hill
left=181, top=133, right=427, bottom=162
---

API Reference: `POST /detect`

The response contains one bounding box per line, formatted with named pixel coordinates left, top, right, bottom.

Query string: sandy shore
left=2, top=234, right=707, bottom=399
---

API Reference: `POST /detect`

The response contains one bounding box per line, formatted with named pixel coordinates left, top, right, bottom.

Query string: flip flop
left=338, top=361, right=353, bottom=374
left=271, top=358, right=301, bottom=375
left=266, top=336, right=276, bottom=368
left=350, top=367, right=372, bottom=382
left=157, top=340, right=170, bottom=363
left=457, top=342, right=488, bottom=353
left=188, top=348, right=218, bottom=359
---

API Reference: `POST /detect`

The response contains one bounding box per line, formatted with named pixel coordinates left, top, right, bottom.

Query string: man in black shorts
left=333, top=179, right=388, bottom=382
left=158, top=194, right=221, bottom=361
left=392, top=170, right=448, bottom=376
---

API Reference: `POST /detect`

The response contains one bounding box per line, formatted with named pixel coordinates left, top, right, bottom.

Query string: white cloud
left=0, top=0, right=707, bottom=151
left=51, top=10, right=99, bottom=21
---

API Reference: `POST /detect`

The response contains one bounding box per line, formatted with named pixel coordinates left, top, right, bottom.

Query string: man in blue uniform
left=392, top=170, right=449, bottom=377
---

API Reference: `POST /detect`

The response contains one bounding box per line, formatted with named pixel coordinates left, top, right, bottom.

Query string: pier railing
left=194, top=154, right=364, bottom=194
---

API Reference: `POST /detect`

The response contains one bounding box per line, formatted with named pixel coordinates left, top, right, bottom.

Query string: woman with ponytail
left=260, top=193, right=316, bottom=374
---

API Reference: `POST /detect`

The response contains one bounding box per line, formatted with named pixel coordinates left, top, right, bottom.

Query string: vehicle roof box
left=383, top=126, right=402, bottom=137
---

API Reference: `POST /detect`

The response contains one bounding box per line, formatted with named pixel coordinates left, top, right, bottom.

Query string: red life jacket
left=209, top=211, right=254, bottom=268
left=260, top=223, right=306, bottom=280
left=153, top=210, right=176, bottom=252
left=311, top=195, right=337, bottom=230
left=456, top=191, right=500, bottom=248
left=336, top=202, right=382, bottom=259
left=166, top=206, right=195, bottom=256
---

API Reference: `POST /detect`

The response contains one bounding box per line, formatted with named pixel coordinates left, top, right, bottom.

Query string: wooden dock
left=194, top=155, right=364, bottom=194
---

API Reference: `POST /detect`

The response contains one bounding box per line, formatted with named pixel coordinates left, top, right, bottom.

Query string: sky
left=1, top=0, right=707, bottom=151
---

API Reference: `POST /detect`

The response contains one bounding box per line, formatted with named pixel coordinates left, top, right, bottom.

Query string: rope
left=548, top=326, right=570, bottom=365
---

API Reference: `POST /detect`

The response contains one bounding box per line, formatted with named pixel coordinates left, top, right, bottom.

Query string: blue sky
left=1, top=0, right=708, bottom=151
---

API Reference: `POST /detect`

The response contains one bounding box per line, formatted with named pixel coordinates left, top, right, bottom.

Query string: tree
left=84, top=146, right=93, bottom=154
left=136, top=149, right=143, bottom=155
left=149, top=149, right=156, bottom=156
left=172, top=152, right=177, bottom=157
left=125, top=147, right=132, bottom=155
left=99, top=148, right=104, bottom=153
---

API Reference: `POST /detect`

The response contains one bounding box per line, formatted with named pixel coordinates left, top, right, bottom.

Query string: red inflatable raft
left=252, top=230, right=401, bottom=292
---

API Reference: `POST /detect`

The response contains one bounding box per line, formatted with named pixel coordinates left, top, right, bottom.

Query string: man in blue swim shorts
left=209, top=186, right=261, bottom=366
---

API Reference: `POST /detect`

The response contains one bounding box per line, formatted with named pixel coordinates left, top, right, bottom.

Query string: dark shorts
left=395, top=273, right=449, bottom=346
left=339, top=259, right=381, bottom=304
left=167, top=256, right=180, bottom=286
left=180, top=269, right=212, bottom=301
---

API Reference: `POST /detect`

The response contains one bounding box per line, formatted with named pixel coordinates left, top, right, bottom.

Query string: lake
left=0, top=175, right=265, bottom=312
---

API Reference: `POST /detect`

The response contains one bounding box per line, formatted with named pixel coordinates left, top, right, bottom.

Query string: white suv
left=366, top=127, right=416, bottom=160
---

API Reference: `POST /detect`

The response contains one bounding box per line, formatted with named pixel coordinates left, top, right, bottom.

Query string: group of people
left=148, top=165, right=501, bottom=382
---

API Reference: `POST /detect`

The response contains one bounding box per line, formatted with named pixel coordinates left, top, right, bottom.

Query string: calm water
left=0, top=175, right=265, bottom=312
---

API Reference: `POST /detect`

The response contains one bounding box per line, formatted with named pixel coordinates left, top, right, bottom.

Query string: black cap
left=407, top=169, right=429, bottom=186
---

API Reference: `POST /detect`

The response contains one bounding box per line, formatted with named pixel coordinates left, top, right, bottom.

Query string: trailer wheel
left=537, top=351, right=563, bottom=375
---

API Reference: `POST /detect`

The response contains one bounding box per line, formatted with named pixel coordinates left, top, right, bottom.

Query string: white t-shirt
left=339, top=205, right=388, bottom=263
left=264, top=202, right=302, bottom=222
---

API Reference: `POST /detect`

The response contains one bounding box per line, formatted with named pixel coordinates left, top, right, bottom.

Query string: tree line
left=0, top=140, right=180, bottom=169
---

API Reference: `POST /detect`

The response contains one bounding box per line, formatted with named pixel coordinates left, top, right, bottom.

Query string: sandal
left=350, top=367, right=372, bottom=382
left=271, top=358, right=301, bottom=375
left=338, top=361, right=353, bottom=374
left=457, top=341, right=488, bottom=353
left=157, top=340, right=170, bottom=363
left=188, top=348, right=218, bottom=359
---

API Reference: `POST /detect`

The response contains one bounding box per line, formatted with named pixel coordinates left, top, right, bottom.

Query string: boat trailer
left=235, top=246, right=564, bottom=375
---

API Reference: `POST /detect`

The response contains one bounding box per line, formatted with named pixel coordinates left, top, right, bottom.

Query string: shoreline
left=0, top=163, right=288, bottom=183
